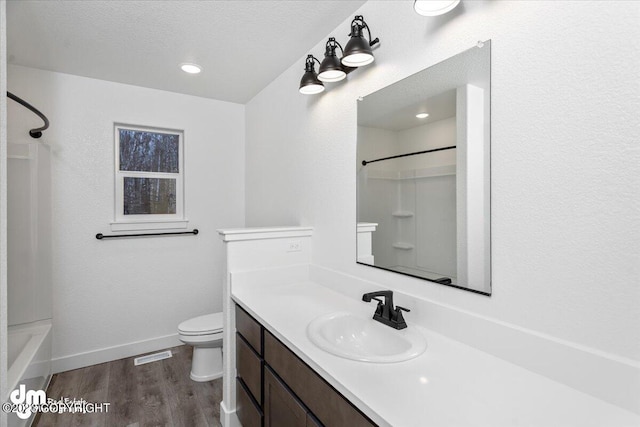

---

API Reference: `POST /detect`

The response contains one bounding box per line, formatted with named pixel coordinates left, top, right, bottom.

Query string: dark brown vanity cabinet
left=236, top=306, right=264, bottom=427
left=235, top=304, right=376, bottom=427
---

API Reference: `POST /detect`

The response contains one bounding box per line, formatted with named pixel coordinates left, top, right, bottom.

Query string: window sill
left=110, top=219, right=189, bottom=232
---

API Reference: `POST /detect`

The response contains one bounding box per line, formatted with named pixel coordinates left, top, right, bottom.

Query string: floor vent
left=134, top=350, right=172, bottom=366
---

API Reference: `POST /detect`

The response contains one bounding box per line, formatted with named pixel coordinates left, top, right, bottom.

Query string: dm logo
left=9, top=384, right=46, bottom=419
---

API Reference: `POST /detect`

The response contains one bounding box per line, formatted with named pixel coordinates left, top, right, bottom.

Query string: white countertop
left=232, top=280, right=639, bottom=427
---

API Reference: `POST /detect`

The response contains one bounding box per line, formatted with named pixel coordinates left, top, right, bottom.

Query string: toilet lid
left=178, top=312, right=223, bottom=336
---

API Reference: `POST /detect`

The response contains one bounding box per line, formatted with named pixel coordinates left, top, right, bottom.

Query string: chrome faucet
left=362, top=290, right=410, bottom=330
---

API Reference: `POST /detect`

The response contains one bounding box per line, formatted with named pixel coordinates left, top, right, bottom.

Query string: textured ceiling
left=7, top=0, right=366, bottom=104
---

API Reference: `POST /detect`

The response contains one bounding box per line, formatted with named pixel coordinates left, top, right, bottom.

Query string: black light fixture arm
left=6, top=91, right=50, bottom=139
left=349, top=15, right=380, bottom=47
left=305, top=54, right=321, bottom=71
left=326, top=37, right=344, bottom=55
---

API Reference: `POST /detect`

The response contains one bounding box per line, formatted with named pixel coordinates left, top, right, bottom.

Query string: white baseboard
left=51, top=333, right=183, bottom=374
left=310, top=264, right=640, bottom=415
left=220, top=401, right=241, bottom=427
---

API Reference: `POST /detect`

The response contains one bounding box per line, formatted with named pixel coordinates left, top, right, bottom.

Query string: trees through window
left=115, top=125, right=184, bottom=222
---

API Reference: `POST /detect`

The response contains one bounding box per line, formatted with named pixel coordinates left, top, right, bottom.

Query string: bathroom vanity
left=230, top=277, right=639, bottom=427
left=218, top=227, right=640, bottom=427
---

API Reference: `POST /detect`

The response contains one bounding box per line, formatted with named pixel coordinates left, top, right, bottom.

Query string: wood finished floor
left=33, top=345, right=222, bottom=427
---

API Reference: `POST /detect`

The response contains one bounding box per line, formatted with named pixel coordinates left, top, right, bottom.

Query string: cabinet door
left=236, top=378, right=262, bottom=427
left=264, top=366, right=308, bottom=427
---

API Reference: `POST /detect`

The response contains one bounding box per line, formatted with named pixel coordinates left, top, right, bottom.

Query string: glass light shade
left=300, top=54, right=325, bottom=95
left=318, top=69, right=346, bottom=83
left=318, top=53, right=347, bottom=82
left=414, top=0, right=461, bottom=16
left=299, top=84, right=325, bottom=95
left=341, top=35, right=375, bottom=67
left=342, top=52, right=374, bottom=67
left=299, top=69, right=325, bottom=94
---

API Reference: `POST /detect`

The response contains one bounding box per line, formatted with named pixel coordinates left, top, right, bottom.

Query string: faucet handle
left=372, top=297, right=384, bottom=316
left=393, top=306, right=410, bottom=327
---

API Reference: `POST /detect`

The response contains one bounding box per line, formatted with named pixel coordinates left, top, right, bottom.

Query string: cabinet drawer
left=236, top=377, right=263, bottom=427
left=264, top=331, right=376, bottom=427
left=236, top=333, right=263, bottom=405
left=264, top=366, right=307, bottom=427
left=236, top=305, right=262, bottom=354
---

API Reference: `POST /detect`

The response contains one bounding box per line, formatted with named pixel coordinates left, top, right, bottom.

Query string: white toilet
left=178, top=312, right=223, bottom=382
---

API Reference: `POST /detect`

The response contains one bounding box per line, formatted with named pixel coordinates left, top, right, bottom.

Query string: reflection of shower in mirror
left=356, top=41, right=491, bottom=295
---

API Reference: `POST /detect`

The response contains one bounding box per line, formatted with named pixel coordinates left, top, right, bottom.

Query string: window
left=113, top=124, right=185, bottom=230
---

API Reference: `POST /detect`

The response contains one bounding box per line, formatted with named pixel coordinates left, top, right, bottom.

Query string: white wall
left=357, top=118, right=457, bottom=171
left=396, top=117, right=457, bottom=171
left=357, top=125, right=397, bottom=172
left=246, top=0, right=640, bottom=363
left=7, top=65, right=245, bottom=369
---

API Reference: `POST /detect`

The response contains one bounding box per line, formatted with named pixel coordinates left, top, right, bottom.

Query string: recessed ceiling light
left=414, top=0, right=461, bottom=17
left=180, top=63, right=202, bottom=74
left=416, top=113, right=430, bottom=119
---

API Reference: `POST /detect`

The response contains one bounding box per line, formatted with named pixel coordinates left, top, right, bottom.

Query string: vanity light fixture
left=298, top=15, right=380, bottom=94
left=299, top=55, right=325, bottom=95
left=413, top=0, right=461, bottom=16
left=341, top=15, right=380, bottom=67
left=416, top=113, right=430, bottom=119
left=180, top=63, right=202, bottom=74
left=318, top=37, right=354, bottom=83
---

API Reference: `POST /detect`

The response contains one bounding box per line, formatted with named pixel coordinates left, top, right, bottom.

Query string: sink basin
left=307, top=311, right=427, bottom=363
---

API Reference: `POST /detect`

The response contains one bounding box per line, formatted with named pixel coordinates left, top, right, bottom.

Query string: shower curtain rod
left=361, top=145, right=456, bottom=166
left=6, top=91, right=50, bottom=139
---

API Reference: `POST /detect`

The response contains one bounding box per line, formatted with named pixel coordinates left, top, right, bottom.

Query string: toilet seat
left=178, top=312, right=223, bottom=336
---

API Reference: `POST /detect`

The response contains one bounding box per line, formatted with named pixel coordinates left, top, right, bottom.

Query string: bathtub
left=7, top=320, right=52, bottom=426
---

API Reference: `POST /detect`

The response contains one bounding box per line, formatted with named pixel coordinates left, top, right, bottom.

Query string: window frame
left=112, top=123, right=187, bottom=231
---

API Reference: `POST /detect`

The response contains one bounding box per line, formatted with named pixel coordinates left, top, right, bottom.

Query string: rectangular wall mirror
left=356, top=41, right=491, bottom=295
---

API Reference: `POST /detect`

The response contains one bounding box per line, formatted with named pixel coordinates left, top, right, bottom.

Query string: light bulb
left=180, top=63, right=202, bottom=74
